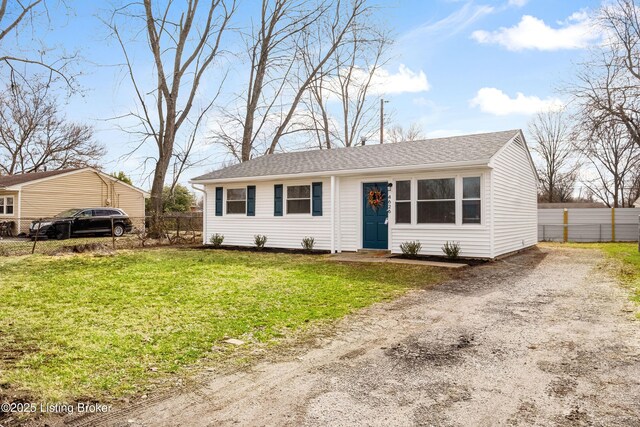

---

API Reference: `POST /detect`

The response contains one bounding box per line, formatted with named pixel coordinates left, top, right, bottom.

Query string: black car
left=29, top=208, right=134, bottom=240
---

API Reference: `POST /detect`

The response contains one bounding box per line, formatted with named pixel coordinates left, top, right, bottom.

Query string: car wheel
left=113, top=224, right=125, bottom=237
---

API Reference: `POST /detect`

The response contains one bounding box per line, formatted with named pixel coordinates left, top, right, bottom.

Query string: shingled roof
left=192, top=129, right=522, bottom=182
left=0, top=168, right=79, bottom=188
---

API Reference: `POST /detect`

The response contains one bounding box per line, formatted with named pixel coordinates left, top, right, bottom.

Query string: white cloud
left=508, top=0, right=528, bottom=7
left=470, top=87, right=564, bottom=115
left=401, top=3, right=494, bottom=41
left=331, top=64, right=430, bottom=97
left=369, top=65, right=430, bottom=95
left=471, top=12, right=600, bottom=51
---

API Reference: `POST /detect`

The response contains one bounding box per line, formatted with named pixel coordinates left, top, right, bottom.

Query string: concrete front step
left=356, top=249, right=391, bottom=255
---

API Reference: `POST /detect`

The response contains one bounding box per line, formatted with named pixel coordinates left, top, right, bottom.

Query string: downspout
left=17, top=189, right=21, bottom=235
left=330, top=176, right=336, bottom=254
left=93, top=171, right=113, bottom=206
left=336, top=176, right=341, bottom=253
left=191, top=183, right=207, bottom=245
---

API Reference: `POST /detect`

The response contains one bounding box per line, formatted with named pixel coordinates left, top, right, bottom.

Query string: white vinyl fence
left=538, top=208, right=639, bottom=242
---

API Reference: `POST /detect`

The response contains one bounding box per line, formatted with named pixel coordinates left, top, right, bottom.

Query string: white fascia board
left=189, top=160, right=492, bottom=185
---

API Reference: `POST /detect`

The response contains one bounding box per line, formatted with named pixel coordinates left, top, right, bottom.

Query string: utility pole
left=379, top=98, right=388, bottom=144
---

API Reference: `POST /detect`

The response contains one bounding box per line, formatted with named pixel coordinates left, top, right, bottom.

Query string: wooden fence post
left=611, top=207, right=616, bottom=242
left=563, top=209, right=568, bottom=243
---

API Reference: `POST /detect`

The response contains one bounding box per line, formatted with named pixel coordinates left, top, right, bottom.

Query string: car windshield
left=55, top=209, right=83, bottom=218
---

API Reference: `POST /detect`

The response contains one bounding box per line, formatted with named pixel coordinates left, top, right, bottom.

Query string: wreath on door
left=367, top=187, right=385, bottom=211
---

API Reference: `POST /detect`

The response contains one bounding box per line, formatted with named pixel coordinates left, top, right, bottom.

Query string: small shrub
left=210, top=233, right=224, bottom=248
left=442, top=241, right=461, bottom=259
left=400, top=240, right=422, bottom=257
left=301, top=236, right=315, bottom=251
left=254, top=234, right=267, bottom=249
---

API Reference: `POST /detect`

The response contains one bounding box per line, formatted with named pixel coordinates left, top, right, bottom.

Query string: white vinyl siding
left=491, top=137, right=538, bottom=256
left=205, top=178, right=332, bottom=250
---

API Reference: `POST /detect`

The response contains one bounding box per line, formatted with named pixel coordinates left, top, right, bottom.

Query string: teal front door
left=362, top=182, right=388, bottom=249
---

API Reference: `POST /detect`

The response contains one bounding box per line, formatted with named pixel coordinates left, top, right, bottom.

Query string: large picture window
left=463, top=177, right=481, bottom=224
left=0, top=196, right=14, bottom=215
left=226, top=188, right=246, bottom=214
left=395, top=180, right=411, bottom=224
left=287, top=185, right=311, bottom=214
left=417, top=178, right=455, bottom=224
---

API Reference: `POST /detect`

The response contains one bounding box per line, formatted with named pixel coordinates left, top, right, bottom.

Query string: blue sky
left=43, top=0, right=602, bottom=188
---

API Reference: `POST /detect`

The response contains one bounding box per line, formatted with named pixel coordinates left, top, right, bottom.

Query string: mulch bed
left=195, top=245, right=330, bottom=255
left=393, top=254, right=489, bottom=267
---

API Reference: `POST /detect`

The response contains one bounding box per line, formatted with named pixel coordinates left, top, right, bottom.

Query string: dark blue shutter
left=215, top=187, right=223, bottom=216
left=312, top=182, right=323, bottom=216
left=247, top=185, right=256, bottom=216
left=274, top=184, right=283, bottom=216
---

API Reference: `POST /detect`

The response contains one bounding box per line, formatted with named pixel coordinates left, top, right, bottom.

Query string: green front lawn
left=598, top=243, right=640, bottom=316
left=0, top=249, right=445, bottom=402
left=554, top=242, right=640, bottom=318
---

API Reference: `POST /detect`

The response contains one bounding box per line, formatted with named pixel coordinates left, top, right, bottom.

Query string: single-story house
left=0, top=167, right=149, bottom=234
left=190, top=129, right=538, bottom=259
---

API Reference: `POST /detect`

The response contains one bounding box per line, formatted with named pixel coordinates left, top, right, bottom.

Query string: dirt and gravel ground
left=62, top=245, right=640, bottom=426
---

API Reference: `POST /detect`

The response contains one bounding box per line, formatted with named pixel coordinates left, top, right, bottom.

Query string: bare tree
left=529, top=109, right=580, bottom=203
left=385, top=123, right=425, bottom=144
left=212, top=0, right=371, bottom=162
left=107, top=0, right=236, bottom=221
left=305, top=18, right=391, bottom=149
left=624, top=165, right=640, bottom=206
left=0, top=79, right=104, bottom=174
left=571, top=0, right=640, bottom=149
left=574, top=118, right=639, bottom=207
left=0, top=0, right=76, bottom=87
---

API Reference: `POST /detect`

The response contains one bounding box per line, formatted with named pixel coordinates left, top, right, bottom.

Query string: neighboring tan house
left=0, top=167, right=148, bottom=234
left=191, top=129, right=538, bottom=259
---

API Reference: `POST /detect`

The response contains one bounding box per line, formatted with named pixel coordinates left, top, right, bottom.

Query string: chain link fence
left=0, top=213, right=202, bottom=256
left=538, top=223, right=638, bottom=242
left=538, top=208, right=639, bottom=242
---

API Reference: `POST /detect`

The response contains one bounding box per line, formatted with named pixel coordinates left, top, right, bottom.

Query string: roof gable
left=0, top=167, right=149, bottom=196
left=193, top=130, right=521, bottom=182
left=0, top=169, right=79, bottom=187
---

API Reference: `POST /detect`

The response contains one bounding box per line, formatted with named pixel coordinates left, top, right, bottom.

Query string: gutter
left=189, top=160, right=492, bottom=185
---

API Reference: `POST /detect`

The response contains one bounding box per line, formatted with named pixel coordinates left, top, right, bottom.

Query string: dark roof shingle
left=0, top=169, right=79, bottom=188
left=193, top=130, right=521, bottom=181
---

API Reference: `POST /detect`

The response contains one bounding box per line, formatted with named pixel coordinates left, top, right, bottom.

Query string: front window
left=287, top=185, right=311, bottom=214
left=463, top=177, right=481, bottom=224
left=0, top=196, right=14, bottom=215
left=395, top=180, right=411, bottom=224
left=226, top=188, right=246, bottom=214
left=417, top=178, right=455, bottom=224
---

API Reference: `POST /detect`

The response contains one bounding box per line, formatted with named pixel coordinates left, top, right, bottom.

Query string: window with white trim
left=226, top=188, right=246, bottom=214
left=462, top=177, right=481, bottom=224
left=395, top=180, right=411, bottom=224
left=0, top=196, right=14, bottom=215
left=417, top=178, right=455, bottom=224
left=286, top=185, right=310, bottom=214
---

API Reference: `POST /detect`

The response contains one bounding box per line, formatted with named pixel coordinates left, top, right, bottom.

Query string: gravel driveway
left=71, top=245, right=640, bottom=427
